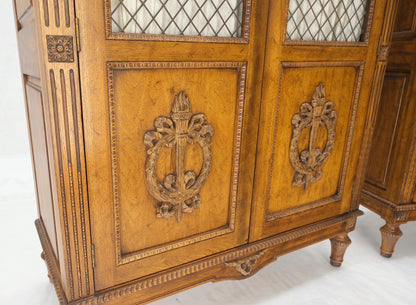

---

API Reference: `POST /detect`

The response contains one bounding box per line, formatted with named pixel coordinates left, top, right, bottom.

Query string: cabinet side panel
left=15, top=0, right=32, bottom=19
left=25, top=78, right=59, bottom=257
left=365, top=73, right=407, bottom=191
left=16, top=7, right=40, bottom=78
left=13, top=0, right=62, bottom=262
left=13, top=0, right=96, bottom=301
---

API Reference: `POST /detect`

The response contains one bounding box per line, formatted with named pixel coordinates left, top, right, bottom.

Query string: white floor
left=0, top=155, right=415, bottom=305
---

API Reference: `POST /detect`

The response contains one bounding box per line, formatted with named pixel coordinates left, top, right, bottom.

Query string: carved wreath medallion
left=144, top=91, right=214, bottom=222
left=289, top=83, right=337, bottom=190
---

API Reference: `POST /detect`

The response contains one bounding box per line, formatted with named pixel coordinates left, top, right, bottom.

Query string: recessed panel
left=266, top=62, right=363, bottom=219
left=26, top=81, right=58, bottom=257
left=108, top=62, right=246, bottom=264
left=394, top=0, right=416, bottom=33
left=366, top=73, right=407, bottom=189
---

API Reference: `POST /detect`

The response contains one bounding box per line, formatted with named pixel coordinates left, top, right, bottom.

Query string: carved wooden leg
left=380, top=222, right=403, bottom=258
left=330, top=233, right=351, bottom=267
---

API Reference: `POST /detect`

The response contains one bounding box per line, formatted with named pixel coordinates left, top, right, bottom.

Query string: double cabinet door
left=76, top=0, right=385, bottom=291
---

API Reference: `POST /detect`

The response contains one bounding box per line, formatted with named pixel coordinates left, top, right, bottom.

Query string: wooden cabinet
left=361, top=0, right=416, bottom=258
left=13, top=0, right=394, bottom=304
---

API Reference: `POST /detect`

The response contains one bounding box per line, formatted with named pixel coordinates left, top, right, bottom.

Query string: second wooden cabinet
left=13, top=0, right=396, bottom=304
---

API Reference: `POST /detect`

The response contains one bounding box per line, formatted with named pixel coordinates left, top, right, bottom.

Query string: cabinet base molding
left=361, top=190, right=416, bottom=257
left=36, top=210, right=362, bottom=305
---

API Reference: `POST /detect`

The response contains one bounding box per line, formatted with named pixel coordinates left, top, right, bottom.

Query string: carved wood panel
left=103, top=61, right=249, bottom=280
left=265, top=62, right=364, bottom=223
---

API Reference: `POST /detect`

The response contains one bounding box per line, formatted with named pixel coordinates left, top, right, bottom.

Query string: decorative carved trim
left=42, top=0, right=49, bottom=26
left=103, top=0, right=252, bottom=43
left=290, top=83, right=337, bottom=190
left=225, top=250, right=267, bottom=276
left=396, top=211, right=409, bottom=223
left=53, top=0, right=60, bottom=27
left=47, top=35, right=74, bottom=62
left=266, top=61, right=364, bottom=221
left=34, top=0, right=93, bottom=300
left=50, top=69, right=75, bottom=299
left=70, top=210, right=361, bottom=305
left=345, top=217, right=357, bottom=232
left=378, top=45, right=390, bottom=62
left=144, top=91, right=214, bottom=222
left=49, top=68, right=93, bottom=300
left=107, top=61, right=246, bottom=264
left=63, top=0, right=70, bottom=27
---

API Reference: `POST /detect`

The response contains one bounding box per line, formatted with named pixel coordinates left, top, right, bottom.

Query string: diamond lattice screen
left=111, top=0, right=244, bottom=37
left=286, top=0, right=369, bottom=42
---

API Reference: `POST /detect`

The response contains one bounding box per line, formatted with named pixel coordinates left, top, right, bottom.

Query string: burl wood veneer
left=12, top=0, right=397, bottom=304
left=361, top=0, right=416, bottom=258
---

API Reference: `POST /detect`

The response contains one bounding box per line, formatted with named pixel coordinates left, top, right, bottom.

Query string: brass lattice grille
left=111, top=0, right=244, bottom=38
left=286, top=0, right=369, bottom=42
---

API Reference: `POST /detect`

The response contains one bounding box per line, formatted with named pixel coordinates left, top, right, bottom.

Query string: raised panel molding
left=107, top=61, right=247, bottom=265
left=266, top=61, right=364, bottom=222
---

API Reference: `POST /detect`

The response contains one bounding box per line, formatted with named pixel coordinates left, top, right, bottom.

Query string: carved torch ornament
left=289, top=83, right=337, bottom=190
left=144, top=91, right=214, bottom=222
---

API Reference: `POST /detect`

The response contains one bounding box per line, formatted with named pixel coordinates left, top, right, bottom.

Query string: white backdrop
left=0, top=1, right=415, bottom=305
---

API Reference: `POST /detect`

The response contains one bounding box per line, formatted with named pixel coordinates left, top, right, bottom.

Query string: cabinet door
left=250, top=0, right=387, bottom=241
left=76, top=0, right=264, bottom=291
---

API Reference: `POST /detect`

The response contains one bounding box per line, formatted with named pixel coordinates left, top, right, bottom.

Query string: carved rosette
left=290, top=83, right=337, bottom=190
left=46, top=35, right=74, bottom=62
left=144, top=91, right=214, bottom=222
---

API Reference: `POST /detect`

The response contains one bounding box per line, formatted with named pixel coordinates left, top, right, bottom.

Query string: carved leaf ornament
left=290, top=83, right=337, bottom=190
left=144, top=91, right=214, bottom=222
left=225, top=250, right=267, bottom=276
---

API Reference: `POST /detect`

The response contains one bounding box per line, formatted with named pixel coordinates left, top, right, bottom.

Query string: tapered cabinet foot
left=380, top=222, right=402, bottom=258
left=330, top=233, right=351, bottom=267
